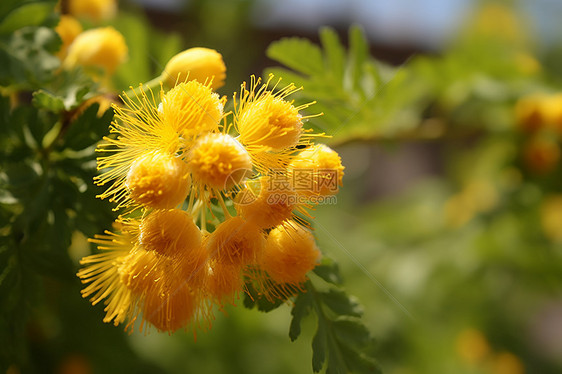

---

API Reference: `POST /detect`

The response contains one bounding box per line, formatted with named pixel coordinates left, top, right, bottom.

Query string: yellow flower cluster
left=78, top=70, right=345, bottom=332
left=515, top=93, right=562, bottom=174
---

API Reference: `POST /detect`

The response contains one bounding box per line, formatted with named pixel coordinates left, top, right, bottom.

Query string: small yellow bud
left=68, top=0, right=117, bottom=22
left=290, top=144, right=344, bottom=197
left=55, top=15, right=82, bottom=59
left=126, top=150, right=191, bottom=209
left=64, top=27, right=128, bottom=74
left=260, top=221, right=320, bottom=285
left=162, top=47, right=226, bottom=90
left=187, top=133, right=252, bottom=190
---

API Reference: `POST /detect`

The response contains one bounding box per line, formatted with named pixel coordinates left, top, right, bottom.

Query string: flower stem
left=122, top=76, right=163, bottom=98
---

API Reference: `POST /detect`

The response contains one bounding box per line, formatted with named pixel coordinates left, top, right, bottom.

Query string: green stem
left=122, top=76, right=163, bottom=98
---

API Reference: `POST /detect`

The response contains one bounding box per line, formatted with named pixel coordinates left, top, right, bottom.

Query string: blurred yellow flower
left=162, top=47, right=226, bottom=90
left=64, top=26, right=128, bottom=75
left=488, top=352, right=525, bottom=374
left=67, top=0, right=117, bottom=22
left=523, top=136, right=560, bottom=174
left=540, top=195, right=562, bottom=243
left=456, top=328, right=491, bottom=365
left=54, top=15, right=82, bottom=59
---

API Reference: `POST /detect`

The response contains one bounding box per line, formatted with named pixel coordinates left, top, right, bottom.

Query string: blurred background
left=3, top=0, right=562, bottom=373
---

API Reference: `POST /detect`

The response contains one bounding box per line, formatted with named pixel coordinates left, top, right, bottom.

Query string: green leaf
left=0, top=26, right=61, bottom=88
left=32, top=89, right=65, bottom=113
left=313, top=256, right=343, bottom=285
left=346, top=25, right=369, bottom=96
left=311, top=319, right=327, bottom=372
left=332, top=316, right=372, bottom=349
left=319, top=288, right=363, bottom=317
left=266, top=37, right=324, bottom=76
left=242, top=280, right=286, bottom=312
left=0, top=2, right=56, bottom=34
left=289, top=290, right=313, bottom=341
left=292, top=280, right=381, bottom=374
left=319, top=27, right=346, bottom=82
left=62, top=103, right=114, bottom=151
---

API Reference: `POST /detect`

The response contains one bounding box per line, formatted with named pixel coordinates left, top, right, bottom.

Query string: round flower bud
left=55, top=15, right=82, bottom=59
left=68, top=0, right=117, bottom=22
left=126, top=150, right=191, bottom=209
left=142, top=264, right=198, bottom=332
left=160, top=81, right=224, bottom=137
left=187, top=133, right=252, bottom=190
left=64, top=27, right=127, bottom=74
left=260, top=221, right=320, bottom=285
left=238, top=95, right=302, bottom=150
left=289, top=144, right=344, bottom=197
left=206, top=216, right=265, bottom=266
left=139, top=209, right=202, bottom=259
left=162, top=48, right=226, bottom=90
left=204, top=260, right=244, bottom=306
left=235, top=176, right=296, bottom=229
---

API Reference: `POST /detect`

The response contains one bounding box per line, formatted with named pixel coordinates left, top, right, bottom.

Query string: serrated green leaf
left=242, top=280, right=286, bottom=312
left=319, top=27, right=346, bottom=82
left=0, top=2, right=56, bottom=34
left=312, top=319, right=327, bottom=372
left=332, top=316, right=372, bottom=349
left=346, top=25, right=369, bottom=97
left=63, top=103, right=113, bottom=151
left=32, top=89, right=65, bottom=113
left=338, top=344, right=381, bottom=374
left=319, top=288, right=363, bottom=317
left=266, top=37, right=324, bottom=76
left=1, top=26, right=61, bottom=87
left=313, top=257, right=343, bottom=285
left=289, top=289, right=313, bottom=341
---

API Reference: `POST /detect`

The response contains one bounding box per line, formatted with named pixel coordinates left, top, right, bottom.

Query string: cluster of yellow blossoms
left=77, top=68, right=344, bottom=332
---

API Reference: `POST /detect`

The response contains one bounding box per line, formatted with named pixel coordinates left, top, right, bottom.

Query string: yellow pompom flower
left=187, top=133, right=252, bottom=192
left=64, top=26, right=127, bottom=75
left=77, top=225, right=139, bottom=330
left=162, top=47, right=226, bottom=90
left=234, top=75, right=322, bottom=174
left=206, top=216, right=265, bottom=266
left=204, top=260, right=245, bottom=307
left=260, top=221, right=320, bottom=286
left=160, top=81, right=225, bottom=138
left=289, top=144, right=344, bottom=197
left=126, top=151, right=191, bottom=209
left=235, top=176, right=299, bottom=229
left=55, top=15, right=82, bottom=59
left=95, top=86, right=181, bottom=211
left=68, top=0, right=117, bottom=22
left=141, top=262, right=200, bottom=333
left=139, top=209, right=202, bottom=259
